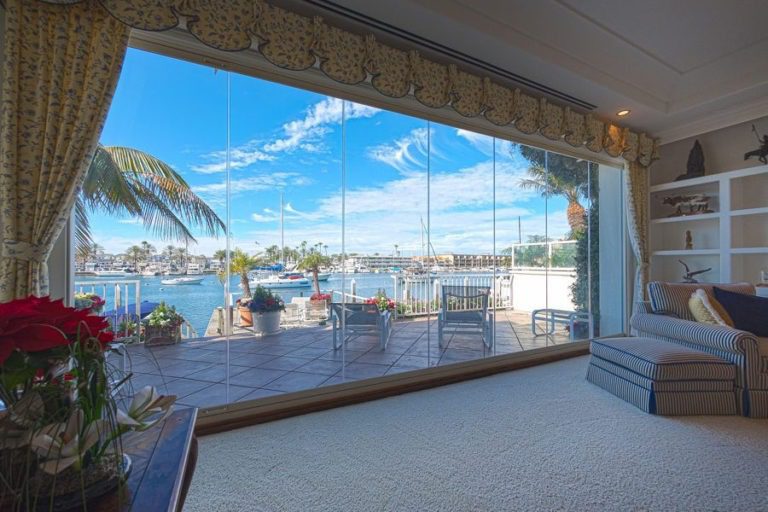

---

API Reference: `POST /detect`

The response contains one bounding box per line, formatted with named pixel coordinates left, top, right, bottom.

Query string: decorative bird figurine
left=679, top=260, right=711, bottom=283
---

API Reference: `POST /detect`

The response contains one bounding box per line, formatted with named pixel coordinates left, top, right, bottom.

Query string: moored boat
left=246, top=273, right=311, bottom=289
left=94, top=270, right=127, bottom=278
left=160, top=277, right=204, bottom=285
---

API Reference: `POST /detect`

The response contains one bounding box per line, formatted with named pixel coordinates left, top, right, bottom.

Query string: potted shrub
left=237, top=298, right=254, bottom=327
left=142, top=302, right=183, bottom=346
left=227, top=248, right=261, bottom=326
left=249, top=286, right=285, bottom=335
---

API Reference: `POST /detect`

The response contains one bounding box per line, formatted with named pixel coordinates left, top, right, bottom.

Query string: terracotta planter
left=252, top=310, right=281, bottom=335
left=238, top=306, right=253, bottom=327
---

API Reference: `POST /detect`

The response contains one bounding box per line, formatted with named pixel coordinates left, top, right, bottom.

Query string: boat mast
left=280, top=192, right=285, bottom=266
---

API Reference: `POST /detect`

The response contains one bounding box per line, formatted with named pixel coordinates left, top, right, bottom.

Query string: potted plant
left=74, top=292, right=106, bottom=314
left=142, top=302, right=183, bottom=346
left=249, top=286, right=285, bottom=335
left=0, top=296, right=175, bottom=510
left=309, top=292, right=331, bottom=321
left=365, top=291, right=397, bottom=312
left=228, top=248, right=261, bottom=327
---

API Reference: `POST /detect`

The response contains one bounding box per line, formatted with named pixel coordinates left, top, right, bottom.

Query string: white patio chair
left=331, top=302, right=392, bottom=351
left=438, top=285, right=493, bottom=349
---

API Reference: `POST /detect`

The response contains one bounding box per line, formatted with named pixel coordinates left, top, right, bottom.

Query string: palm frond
left=80, top=146, right=143, bottom=216
left=74, top=197, right=93, bottom=251
left=128, top=181, right=197, bottom=243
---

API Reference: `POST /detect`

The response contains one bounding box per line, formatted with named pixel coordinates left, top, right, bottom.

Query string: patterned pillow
left=688, top=289, right=733, bottom=326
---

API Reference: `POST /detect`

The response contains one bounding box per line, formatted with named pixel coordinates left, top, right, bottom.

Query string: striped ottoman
left=586, top=337, right=737, bottom=415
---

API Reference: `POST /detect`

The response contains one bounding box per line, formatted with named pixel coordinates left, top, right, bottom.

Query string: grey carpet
left=184, top=356, right=768, bottom=512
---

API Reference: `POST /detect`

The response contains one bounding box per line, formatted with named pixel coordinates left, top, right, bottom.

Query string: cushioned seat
left=587, top=337, right=738, bottom=415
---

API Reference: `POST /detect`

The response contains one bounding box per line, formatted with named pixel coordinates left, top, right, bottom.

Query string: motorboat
left=305, top=272, right=331, bottom=282
left=247, top=273, right=311, bottom=289
left=160, top=276, right=204, bottom=285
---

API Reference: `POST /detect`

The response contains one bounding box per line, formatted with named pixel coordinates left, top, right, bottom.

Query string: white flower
left=117, top=386, right=176, bottom=432
left=30, top=410, right=110, bottom=475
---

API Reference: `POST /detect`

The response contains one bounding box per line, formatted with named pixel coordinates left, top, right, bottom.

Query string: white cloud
left=117, top=218, right=141, bottom=225
left=263, top=98, right=380, bottom=154
left=368, top=127, right=428, bottom=174
left=192, top=172, right=311, bottom=197
left=192, top=141, right=275, bottom=174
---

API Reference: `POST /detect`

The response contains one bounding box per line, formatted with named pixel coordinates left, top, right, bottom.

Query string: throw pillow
left=688, top=289, right=733, bottom=326
left=713, top=287, right=768, bottom=336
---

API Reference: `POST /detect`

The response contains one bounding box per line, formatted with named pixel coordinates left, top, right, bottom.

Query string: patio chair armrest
left=630, top=313, right=757, bottom=355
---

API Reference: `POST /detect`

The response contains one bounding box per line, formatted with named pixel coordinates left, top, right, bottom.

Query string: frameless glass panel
left=92, top=48, right=229, bottom=407
left=228, top=75, right=343, bottom=398
left=341, top=104, right=429, bottom=378
left=544, top=151, right=590, bottom=342
left=427, top=123, right=495, bottom=366
left=596, top=163, right=626, bottom=336
left=494, top=142, right=550, bottom=350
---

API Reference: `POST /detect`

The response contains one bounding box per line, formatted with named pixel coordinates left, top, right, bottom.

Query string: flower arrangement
left=0, top=296, right=175, bottom=507
left=142, top=302, right=183, bottom=329
left=74, top=292, right=106, bottom=314
left=365, top=291, right=396, bottom=312
left=247, top=286, right=285, bottom=313
left=310, top=292, right=331, bottom=302
left=142, top=302, right=183, bottom=346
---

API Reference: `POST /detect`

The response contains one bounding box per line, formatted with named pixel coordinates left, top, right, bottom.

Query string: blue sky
left=96, top=48, right=570, bottom=258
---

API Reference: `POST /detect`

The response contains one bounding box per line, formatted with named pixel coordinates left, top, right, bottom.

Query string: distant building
left=414, top=253, right=507, bottom=269
left=345, top=255, right=416, bottom=269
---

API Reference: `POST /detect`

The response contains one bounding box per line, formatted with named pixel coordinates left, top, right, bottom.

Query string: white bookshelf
left=649, top=165, right=768, bottom=284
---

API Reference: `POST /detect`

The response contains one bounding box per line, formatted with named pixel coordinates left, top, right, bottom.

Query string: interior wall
left=653, top=115, right=768, bottom=185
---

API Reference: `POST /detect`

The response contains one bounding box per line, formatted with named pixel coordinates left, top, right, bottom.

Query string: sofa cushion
left=648, top=282, right=755, bottom=320
left=688, top=289, right=734, bottom=326
left=713, top=287, right=768, bottom=337
left=590, top=337, right=735, bottom=381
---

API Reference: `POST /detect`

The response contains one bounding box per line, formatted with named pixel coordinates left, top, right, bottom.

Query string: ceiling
left=309, top=0, right=768, bottom=142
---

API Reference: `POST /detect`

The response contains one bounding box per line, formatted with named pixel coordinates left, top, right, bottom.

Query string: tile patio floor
left=124, top=310, right=574, bottom=409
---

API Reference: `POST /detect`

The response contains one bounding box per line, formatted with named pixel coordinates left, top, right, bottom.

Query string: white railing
left=390, top=268, right=577, bottom=318
left=74, top=280, right=197, bottom=339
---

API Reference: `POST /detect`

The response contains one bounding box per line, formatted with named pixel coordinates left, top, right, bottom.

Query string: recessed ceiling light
left=616, top=109, right=631, bottom=117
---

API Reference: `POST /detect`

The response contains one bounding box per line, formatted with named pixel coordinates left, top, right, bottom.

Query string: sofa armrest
left=630, top=313, right=758, bottom=354
left=633, top=301, right=653, bottom=315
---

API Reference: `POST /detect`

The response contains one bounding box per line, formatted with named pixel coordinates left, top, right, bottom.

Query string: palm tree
left=76, top=145, right=225, bottom=252
left=141, top=241, right=156, bottom=265
left=125, top=245, right=144, bottom=270
left=264, top=245, right=281, bottom=263
left=228, top=249, right=260, bottom=298
left=298, top=250, right=330, bottom=295
left=519, top=165, right=587, bottom=234
left=212, top=249, right=230, bottom=264
left=174, top=247, right=187, bottom=269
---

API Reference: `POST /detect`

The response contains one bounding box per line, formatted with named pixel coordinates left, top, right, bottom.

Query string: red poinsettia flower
left=0, top=296, right=114, bottom=365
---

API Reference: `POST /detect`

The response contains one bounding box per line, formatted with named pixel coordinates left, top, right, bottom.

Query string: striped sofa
left=631, top=282, right=767, bottom=418
left=587, top=337, right=737, bottom=415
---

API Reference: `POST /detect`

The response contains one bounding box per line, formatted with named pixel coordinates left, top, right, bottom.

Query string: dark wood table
left=92, top=408, right=198, bottom=511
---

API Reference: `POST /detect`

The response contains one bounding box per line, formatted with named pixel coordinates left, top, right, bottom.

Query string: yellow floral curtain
left=0, top=0, right=129, bottom=300
left=625, top=162, right=651, bottom=303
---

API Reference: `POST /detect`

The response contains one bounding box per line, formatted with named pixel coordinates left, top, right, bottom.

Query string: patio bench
left=531, top=308, right=593, bottom=340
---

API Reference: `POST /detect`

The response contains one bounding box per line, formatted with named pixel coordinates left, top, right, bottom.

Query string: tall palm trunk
left=567, top=200, right=586, bottom=233
left=312, top=269, right=320, bottom=295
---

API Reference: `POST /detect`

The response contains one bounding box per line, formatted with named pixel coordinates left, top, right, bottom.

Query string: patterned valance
left=38, top=0, right=659, bottom=166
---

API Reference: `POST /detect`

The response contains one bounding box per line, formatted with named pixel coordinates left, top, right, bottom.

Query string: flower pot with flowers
left=248, top=286, right=285, bottom=335
left=365, top=291, right=397, bottom=313
left=0, top=296, right=175, bottom=510
left=74, top=292, right=106, bottom=314
left=308, top=292, right=331, bottom=321
left=142, top=302, right=183, bottom=346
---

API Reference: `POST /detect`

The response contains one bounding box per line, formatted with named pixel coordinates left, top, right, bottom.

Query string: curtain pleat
left=0, top=0, right=129, bottom=300
left=624, top=161, right=651, bottom=305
